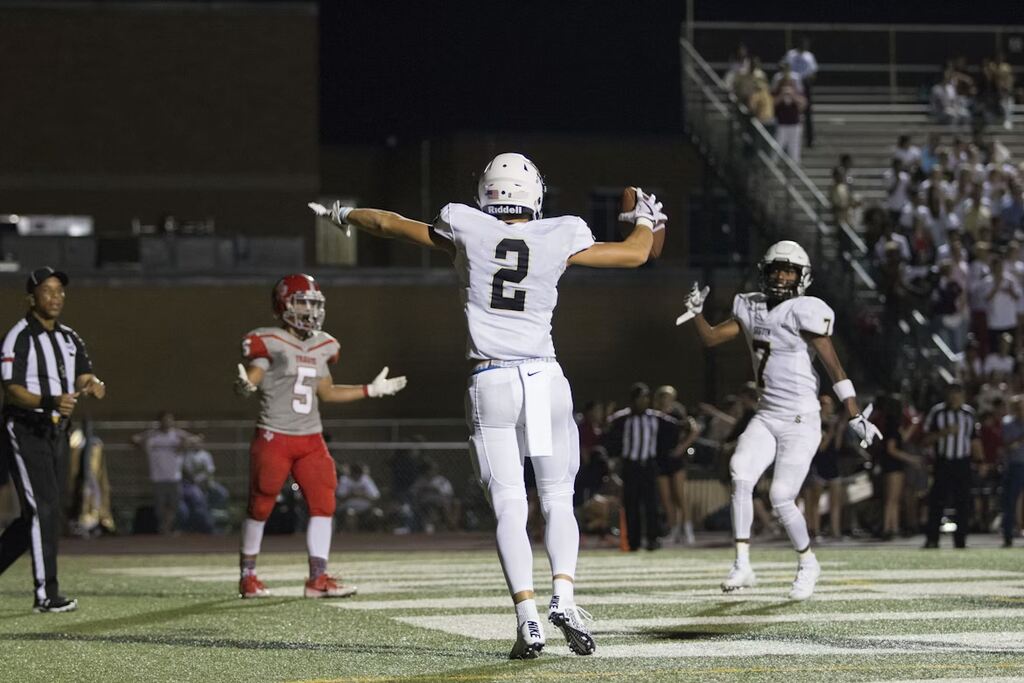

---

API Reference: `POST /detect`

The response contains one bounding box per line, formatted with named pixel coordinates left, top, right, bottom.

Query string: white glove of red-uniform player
left=366, top=366, right=408, bottom=398
left=235, top=363, right=258, bottom=397
left=617, top=187, right=668, bottom=229
left=849, top=404, right=884, bottom=448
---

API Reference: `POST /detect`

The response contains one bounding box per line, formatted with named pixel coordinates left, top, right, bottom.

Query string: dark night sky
left=319, top=0, right=1024, bottom=144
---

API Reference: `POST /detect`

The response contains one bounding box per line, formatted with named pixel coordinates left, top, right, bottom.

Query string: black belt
left=4, top=412, right=70, bottom=435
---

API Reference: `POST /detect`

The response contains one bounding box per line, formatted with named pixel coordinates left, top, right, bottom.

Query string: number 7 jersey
left=731, top=293, right=835, bottom=416
left=241, top=327, right=340, bottom=435
left=432, top=203, right=595, bottom=360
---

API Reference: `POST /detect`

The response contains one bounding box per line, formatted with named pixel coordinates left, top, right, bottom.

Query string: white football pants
left=466, top=361, right=581, bottom=597
left=730, top=411, right=820, bottom=551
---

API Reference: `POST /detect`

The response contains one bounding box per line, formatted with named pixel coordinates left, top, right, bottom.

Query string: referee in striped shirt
left=605, top=383, right=679, bottom=551
left=921, top=383, right=981, bottom=549
left=0, top=267, right=106, bottom=612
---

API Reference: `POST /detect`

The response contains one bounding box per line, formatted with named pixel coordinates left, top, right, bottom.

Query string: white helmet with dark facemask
left=477, top=153, right=545, bottom=219
left=759, top=240, right=812, bottom=301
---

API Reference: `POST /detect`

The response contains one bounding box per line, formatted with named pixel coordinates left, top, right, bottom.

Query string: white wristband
left=635, top=217, right=655, bottom=230
left=337, top=206, right=354, bottom=225
left=833, top=379, right=856, bottom=402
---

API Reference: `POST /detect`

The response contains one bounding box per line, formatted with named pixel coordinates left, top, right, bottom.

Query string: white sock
left=552, top=577, right=574, bottom=606
left=307, top=516, right=333, bottom=560
left=735, top=540, right=751, bottom=566
left=540, top=494, right=579, bottom=605
left=515, top=598, right=540, bottom=626
left=241, top=518, right=266, bottom=556
left=731, top=480, right=755, bottom=539
left=683, top=520, right=694, bottom=535
left=493, top=493, right=534, bottom=595
left=773, top=499, right=811, bottom=552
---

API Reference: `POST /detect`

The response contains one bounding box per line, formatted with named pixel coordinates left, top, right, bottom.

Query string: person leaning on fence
left=0, top=267, right=106, bottom=613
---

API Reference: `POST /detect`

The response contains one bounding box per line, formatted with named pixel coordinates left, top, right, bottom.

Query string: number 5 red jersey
left=241, top=327, right=340, bottom=435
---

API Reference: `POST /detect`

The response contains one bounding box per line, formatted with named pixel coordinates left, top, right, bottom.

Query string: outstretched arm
left=310, top=203, right=454, bottom=256
left=568, top=187, right=665, bottom=268
left=677, top=283, right=742, bottom=347
left=318, top=367, right=408, bottom=404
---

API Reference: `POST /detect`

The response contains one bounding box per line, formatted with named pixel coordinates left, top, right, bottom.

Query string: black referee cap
left=26, top=266, right=69, bottom=293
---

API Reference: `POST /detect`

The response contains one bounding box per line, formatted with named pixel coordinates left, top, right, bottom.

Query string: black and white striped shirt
left=923, top=401, right=978, bottom=461
left=605, top=408, right=678, bottom=463
left=1, top=314, right=92, bottom=420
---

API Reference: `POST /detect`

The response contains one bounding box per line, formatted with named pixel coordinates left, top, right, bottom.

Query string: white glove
left=366, top=366, right=408, bottom=398
left=235, top=363, right=258, bottom=398
left=618, top=187, right=667, bottom=228
left=849, top=403, right=883, bottom=448
left=308, top=201, right=353, bottom=236
left=676, top=282, right=710, bottom=325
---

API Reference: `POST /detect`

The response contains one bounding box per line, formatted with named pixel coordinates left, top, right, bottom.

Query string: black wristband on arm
left=39, top=395, right=57, bottom=411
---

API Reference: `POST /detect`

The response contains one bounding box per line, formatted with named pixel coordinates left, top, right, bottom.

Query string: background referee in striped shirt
left=0, top=267, right=106, bottom=612
left=604, top=383, right=678, bottom=551
left=921, top=383, right=981, bottom=549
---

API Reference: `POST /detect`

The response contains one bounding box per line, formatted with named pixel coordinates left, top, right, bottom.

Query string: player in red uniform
left=234, top=274, right=407, bottom=598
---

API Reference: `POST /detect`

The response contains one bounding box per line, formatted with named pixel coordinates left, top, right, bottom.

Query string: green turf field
left=1, top=544, right=1023, bottom=682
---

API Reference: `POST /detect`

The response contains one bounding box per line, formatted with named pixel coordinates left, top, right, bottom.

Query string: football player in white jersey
left=309, top=152, right=666, bottom=659
left=678, top=240, right=881, bottom=600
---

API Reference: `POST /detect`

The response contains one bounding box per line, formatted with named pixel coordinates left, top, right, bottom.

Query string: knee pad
left=770, top=482, right=799, bottom=510
left=247, top=494, right=276, bottom=522
left=490, top=486, right=528, bottom=522
left=537, top=483, right=573, bottom=518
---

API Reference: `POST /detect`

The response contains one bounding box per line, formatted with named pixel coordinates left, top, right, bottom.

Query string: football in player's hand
left=619, top=187, right=665, bottom=259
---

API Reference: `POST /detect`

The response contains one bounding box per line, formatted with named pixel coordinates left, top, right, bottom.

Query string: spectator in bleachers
left=999, top=182, right=1024, bottom=234
left=873, top=221, right=911, bottom=265
left=878, top=394, right=922, bottom=541
left=883, top=158, right=912, bottom=226
left=838, top=153, right=855, bottom=187
left=957, top=339, right=985, bottom=393
left=180, top=445, right=227, bottom=533
left=132, top=412, right=201, bottom=535
left=803, top=395, right=844, bottom=541
left=920, top=133, right=944, bottom=176
left=989, top=54, right=1016, bottom=131
left=958, top=185, right=992, bottom=245
left=892, top=135, right=921, bottom=172
left=983, top=332, right=1017, bottom=382
left=967, top=242, right=994, bottom=354
left=336, top=463, right=382, bottom=532
left=772, top=80, right=806, bottom=164
left=746, top=71, right=775, bottom=131
left=932, top=258, right=968, bottom=354
left=980, top=256, right=1021, bottom=349
left=830, top=167, right=858, bottom=226
left=410, top=458, right=457, bottom=533
left=1000, top=395, right=1024, bottom=546
left=723, top=43, right=750, bottom=93
left=782, top=36, right=817, bottom=148
left=931, top=67, right=970, bottom=126
left=976, top=397, right=1007, bottom=532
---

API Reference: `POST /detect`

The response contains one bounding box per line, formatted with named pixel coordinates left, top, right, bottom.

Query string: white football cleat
left=721, top=562, right=757, bottom=593
left=548, top=597, right=595, bottom=655
left=788, top=555, right=821, bottom=601
left=509, top=619, right=545, bottom=659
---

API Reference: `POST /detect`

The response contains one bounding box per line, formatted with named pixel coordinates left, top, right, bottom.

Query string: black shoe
left=1003, top=538, right=1013, bottom=548
left=646, top=540, right=661, bottom=552
left=922, top=541, right=939, bottom=549
left=33, top=596, right=77, bottom=613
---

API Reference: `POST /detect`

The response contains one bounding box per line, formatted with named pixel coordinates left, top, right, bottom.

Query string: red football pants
left=247, top=429, right=337, bottom=520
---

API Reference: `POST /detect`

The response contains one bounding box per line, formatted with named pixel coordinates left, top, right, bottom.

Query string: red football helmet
left=272, top=274, right=326, bottom=333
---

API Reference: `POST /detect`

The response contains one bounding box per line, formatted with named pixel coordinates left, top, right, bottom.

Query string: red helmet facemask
left=272, top=274, right=326, bottom=334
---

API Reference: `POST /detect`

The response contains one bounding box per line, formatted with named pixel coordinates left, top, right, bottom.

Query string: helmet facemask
left=760, top=261, right=805, bottom=304
left=282, top=290, right=326, bottom=334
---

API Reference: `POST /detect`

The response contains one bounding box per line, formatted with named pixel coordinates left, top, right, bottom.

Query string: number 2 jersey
left=431, top=203, right=595, bottom=360
left=731, top=293, right=835, bottom=417
left=241, top=327, right=340, bottom=435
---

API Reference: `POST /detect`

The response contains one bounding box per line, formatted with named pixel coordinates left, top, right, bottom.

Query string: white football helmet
left=477, top=152, right=545, bottom=219
left=759, top=240, right=812, bottom=300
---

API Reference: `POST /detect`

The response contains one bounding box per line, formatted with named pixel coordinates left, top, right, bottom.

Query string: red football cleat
left=304, top=574, right=357, bottom=599
left=239, top=575, right=270, bottom=599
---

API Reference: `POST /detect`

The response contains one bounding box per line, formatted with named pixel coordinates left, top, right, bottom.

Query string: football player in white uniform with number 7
left=679, top=240, right=881, bottom=600
left=310, top=152, right=666, bottom=659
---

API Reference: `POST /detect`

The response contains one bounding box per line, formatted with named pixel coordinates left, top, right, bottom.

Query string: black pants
left=622, top=460, right=659, bottom=550
left=926, top=458, right=972, bottom=547
left=0, top=417, right=69, bottom=602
